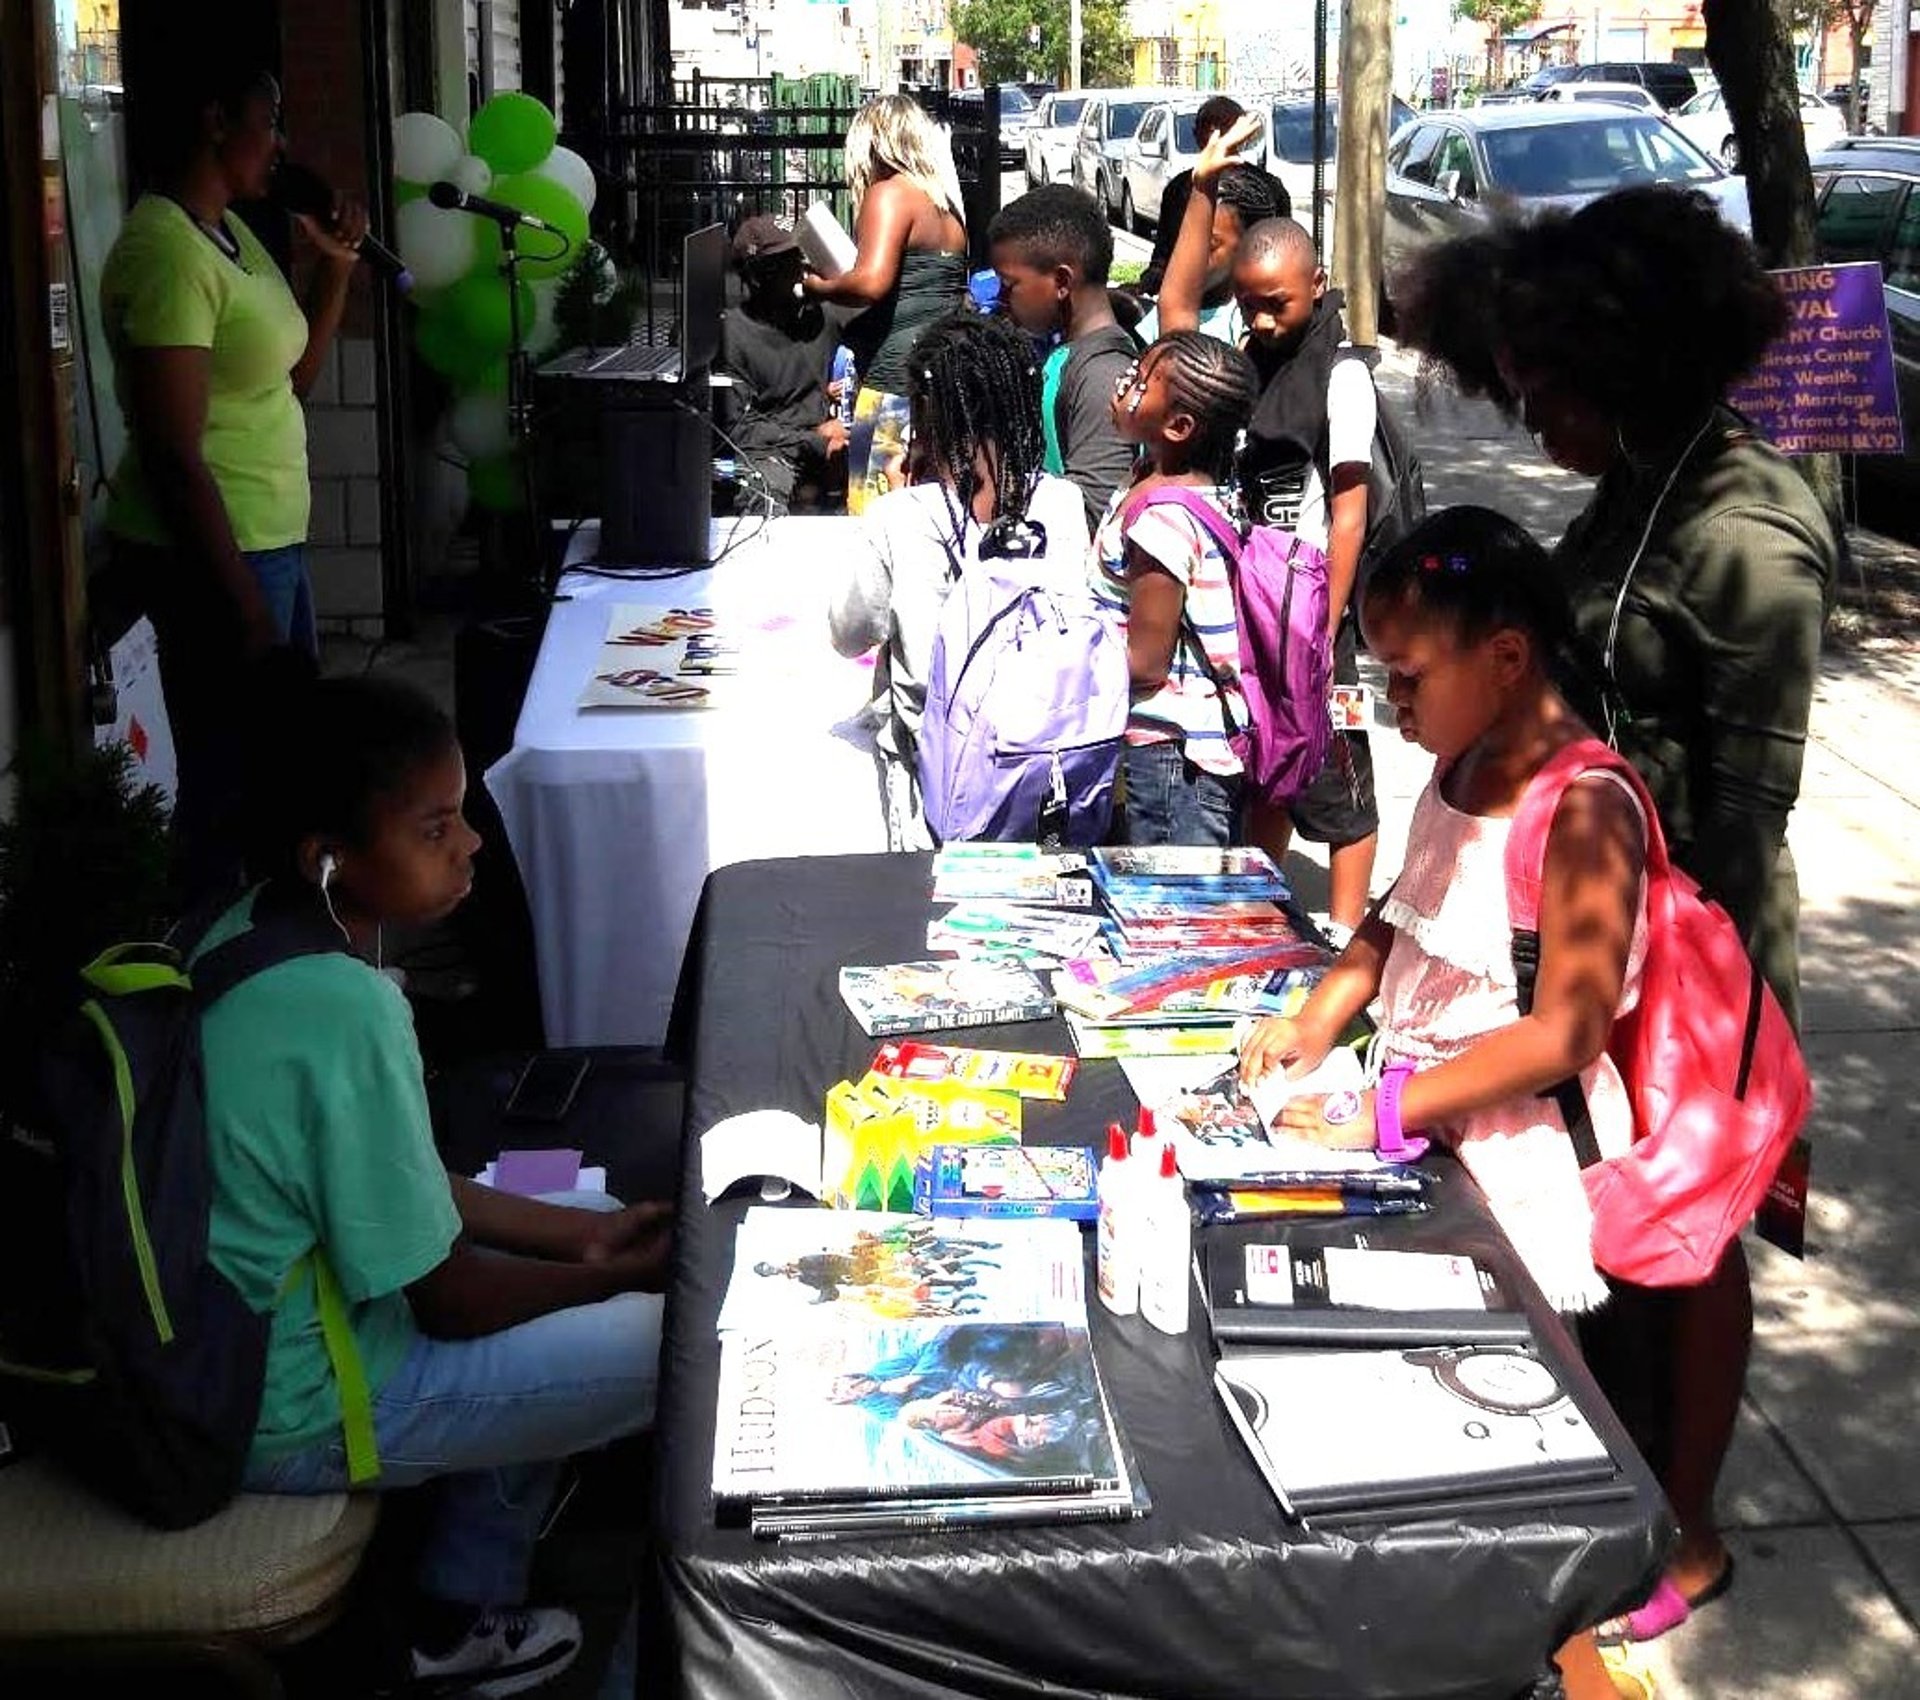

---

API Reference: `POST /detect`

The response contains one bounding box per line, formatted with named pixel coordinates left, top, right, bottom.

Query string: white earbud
left=318, top=852, right=337, bottom=892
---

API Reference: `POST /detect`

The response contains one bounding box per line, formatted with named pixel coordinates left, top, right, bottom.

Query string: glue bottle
left=1132, top=1104, right=1161, bottom=1172
left=1095, top=1122, right=1138, bottom=1317
left=1138, top=1141, right=1192, bottom=1336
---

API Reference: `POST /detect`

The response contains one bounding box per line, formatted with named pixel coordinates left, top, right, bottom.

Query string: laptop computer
left=572, top=223, right=727, bottom=383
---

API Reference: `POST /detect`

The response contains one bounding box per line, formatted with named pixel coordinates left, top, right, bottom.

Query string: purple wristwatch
left=1374, top=1062, right=1429, bottom=1163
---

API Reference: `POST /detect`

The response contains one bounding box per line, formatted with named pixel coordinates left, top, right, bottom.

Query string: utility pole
left=1069, top=0, right=1083, bottom=89
left=1332, top=0, right=1393, bottom=346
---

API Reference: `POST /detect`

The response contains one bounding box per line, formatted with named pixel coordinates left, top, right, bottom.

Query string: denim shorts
left=1121, top=740, right=1243, bottom=847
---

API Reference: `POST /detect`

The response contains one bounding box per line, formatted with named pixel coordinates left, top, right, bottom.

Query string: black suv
left=1809, top=136, right=1920, bottom=522
left=1570, top=62, right=1698, bottom=110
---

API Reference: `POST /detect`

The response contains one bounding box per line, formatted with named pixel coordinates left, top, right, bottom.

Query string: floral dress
left=1376, top=768, right=1648, bottom=1313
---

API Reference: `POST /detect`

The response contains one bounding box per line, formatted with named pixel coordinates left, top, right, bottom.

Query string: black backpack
left=1355, top=365, right=1428, bottom=585
left=0, top=908, right=379, bottom=1528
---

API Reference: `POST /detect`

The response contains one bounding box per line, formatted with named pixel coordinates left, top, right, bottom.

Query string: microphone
left=426, top=179, right=558, bottom=233
left=272, top=160, right=413, bottom=293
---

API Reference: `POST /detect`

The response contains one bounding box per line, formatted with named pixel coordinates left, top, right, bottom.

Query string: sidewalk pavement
left=1297, top=348, right=1920, bottom=1700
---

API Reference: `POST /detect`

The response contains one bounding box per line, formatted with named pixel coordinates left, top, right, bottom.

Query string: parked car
left=1809, top=136, right=1920, bottom=521
left=1521, top=64, right=1583, bottom=97
left=951, top=84, right=1036, bottom=169
left=1024, top=89, right=1090, bottom=187
left=1668, top=84, right=1846, bottom=170
left=1565, top=61, right=1698, bottom=110
left=1381, top=105, right=1748, bottom=312
left=1266, top=90, right=1417, bottom=243
left=1535, top=81, right=1663, bottom=114
left=1117, top=93, right=1268, bottom=234
left=1072, top=88, right=1169, bottom=219
left=1475, top=88, right=1540, bottom=107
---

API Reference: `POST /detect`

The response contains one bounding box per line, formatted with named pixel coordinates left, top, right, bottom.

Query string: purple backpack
left=1124, top=486, right=1333, bottom=808
left=917, top=550, right=1131, bottom=847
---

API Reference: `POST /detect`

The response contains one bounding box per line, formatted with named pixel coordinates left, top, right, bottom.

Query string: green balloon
left=414, top=305, right=493, bottom=386
left=444, top=271, right=536, bottom=356
left=468, top=92, right=556, bottom=175
left=477, top=172, right=589, bottom=280
left=468, top=454, right=525, bottom=511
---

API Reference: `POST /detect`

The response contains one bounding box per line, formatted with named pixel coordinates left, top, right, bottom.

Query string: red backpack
left=1506, top=738, right=1813, bottom=1288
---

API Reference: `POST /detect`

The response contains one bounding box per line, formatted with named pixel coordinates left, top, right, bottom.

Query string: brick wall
left=282, top=0, right=389, bottom=631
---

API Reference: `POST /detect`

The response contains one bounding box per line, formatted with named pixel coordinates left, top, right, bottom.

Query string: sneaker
left=412, top=1605, right=583, bottom=1698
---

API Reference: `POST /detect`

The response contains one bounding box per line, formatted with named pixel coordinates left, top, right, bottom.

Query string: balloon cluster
left=392, top=93, right=595, bottom=512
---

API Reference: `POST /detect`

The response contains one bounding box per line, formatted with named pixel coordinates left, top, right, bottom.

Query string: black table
left=656, top=854, right=1670, bottom=1700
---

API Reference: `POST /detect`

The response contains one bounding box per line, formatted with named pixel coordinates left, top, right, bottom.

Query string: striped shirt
left=1090, top=483, right=1246, bottom=777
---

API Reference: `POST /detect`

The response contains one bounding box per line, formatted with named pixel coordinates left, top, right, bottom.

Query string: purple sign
left=1729, top=262, right=1904, bottom=456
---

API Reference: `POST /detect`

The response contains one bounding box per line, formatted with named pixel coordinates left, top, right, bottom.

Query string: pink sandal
left=1596, top=1555, right=1737, bottom=1647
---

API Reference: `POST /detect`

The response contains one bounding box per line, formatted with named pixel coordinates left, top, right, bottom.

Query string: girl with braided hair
left=830, top=312, right=1091, bottom=849
left=1089, top=330, right=1259, bottom=845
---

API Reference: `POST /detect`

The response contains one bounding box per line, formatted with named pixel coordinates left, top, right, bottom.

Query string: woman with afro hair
left=1394, top=185, right=1839, bottom=1650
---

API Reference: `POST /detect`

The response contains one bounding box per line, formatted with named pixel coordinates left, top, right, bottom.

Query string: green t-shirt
left=1041, top=342, right=1070, bottom=476
left=196, top=893, right=460, bottom=1462
left=102, top=194, right=312, bottom=551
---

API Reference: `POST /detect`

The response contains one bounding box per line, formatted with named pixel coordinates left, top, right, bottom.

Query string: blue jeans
left=241, top=1193, right=664, bottom=1607
left=245, top=542, right=318, bottom=658
left=1122, top=741, right=1243, bottom=847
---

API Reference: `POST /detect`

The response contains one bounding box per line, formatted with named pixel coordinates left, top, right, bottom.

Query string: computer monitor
left=680, top=223, right=726, bottom=375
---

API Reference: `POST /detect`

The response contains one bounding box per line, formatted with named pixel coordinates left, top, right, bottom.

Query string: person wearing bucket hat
left=718, top=214, right=847, bottom=513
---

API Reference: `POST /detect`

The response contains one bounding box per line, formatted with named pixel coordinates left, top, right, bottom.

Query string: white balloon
left=395, top=197, right=477, bottom=291
left=392, top=111, right=463, bottom=186
left=534, top=145, right=596, bottom=216
left=451, top=152, right=494, bottom=196
left=528, top=278, right=565, bottom=357
left=447, top=389, right=512, bottom=460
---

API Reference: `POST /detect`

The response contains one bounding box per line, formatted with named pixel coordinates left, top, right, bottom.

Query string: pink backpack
left=1121, top=486, right=1333, bottom=808
left=1506, top=738, right=1813, bottom=1288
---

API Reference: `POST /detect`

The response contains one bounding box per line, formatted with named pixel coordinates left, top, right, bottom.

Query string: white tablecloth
left=485, top=518, right=889, bottom=1046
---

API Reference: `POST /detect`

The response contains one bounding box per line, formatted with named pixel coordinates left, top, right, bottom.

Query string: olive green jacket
left=1552, top=410, right=1838, bottom=1026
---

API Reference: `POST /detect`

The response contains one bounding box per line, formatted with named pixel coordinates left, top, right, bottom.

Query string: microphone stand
left=497, top=218, right=550, bottom=606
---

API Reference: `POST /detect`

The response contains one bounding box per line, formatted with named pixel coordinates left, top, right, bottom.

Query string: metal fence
left=564, top=76, right=1002, bottom=341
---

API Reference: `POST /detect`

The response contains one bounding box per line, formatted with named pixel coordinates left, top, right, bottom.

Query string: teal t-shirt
left=1134, top=296, right=1244, bottom=349
left=1041, top=342, right=1071, bottom=475
left=196, top=893, right=460, bottom=1462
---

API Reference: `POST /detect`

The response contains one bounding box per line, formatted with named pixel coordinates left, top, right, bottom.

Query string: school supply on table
left=1203, top=1241, right=1528, bottom=1346
left=1160, top=1053, right=1392, bottom=1184
left=8, top=911, right=373, bottom=1529
left=1054, top=943, right=1323, bottom=1021
left=1135, top=1142, right=1193, bottom=1335
left=1506, top=739, right=1814, bottom=1286
left=700, top=1110, right=824, bottom=1203
left=476, top=1154, right=609, bottom=1195
left=1190, top=1186, right=1429, bottom=1225
left=838, top=958, right=1056, bottom=1038
left=579, top=604, right=733, bottom=709
left=870, top=1040, right=1077, bottom=1101
left=929, top=845, right=1097, bottom=907
left=1065, top=1013, right=1243, bottom=1059
left=712, top=1211, right=1143, bottom=1537
left=1090, top=844, right=1291, bottom=902
left=490, top=1148, right=585, bottom=1197
left=913, top=1143, right=1101, bottom=1221
left=1124, top=486, right=1334, bottom=809
left=1215, top=1343, right=1617, bottom=1519
left=916, top=548, right=1130, bottom=847
left=824, top=1073, right=1021, bottom=1212
left=927, top=903, right=1109, bottom=967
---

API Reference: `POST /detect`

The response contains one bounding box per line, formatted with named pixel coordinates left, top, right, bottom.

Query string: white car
left=1118, top=95, right=1269, bottom=234
left=1667, top=85, right=1847, bottom=170
left=1535, top=81, right=1663, bottom=114
left=1024, top=91, right=1090, bottom=187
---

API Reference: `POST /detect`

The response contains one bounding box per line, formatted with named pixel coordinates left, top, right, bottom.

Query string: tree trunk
left=1848, top=21, right=1868, bottom=133
left=1334, top=0, right=1393, bottom=345
left=1706, top=0, right=1817, bottom=267
left=1706, top=0, right=1844, bottom=527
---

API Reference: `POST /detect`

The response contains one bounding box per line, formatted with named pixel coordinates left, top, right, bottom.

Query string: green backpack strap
left=283, top=1253, right=381, bottom=1486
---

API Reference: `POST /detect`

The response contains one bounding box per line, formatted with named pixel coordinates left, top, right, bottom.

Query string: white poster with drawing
left=93, top=616, right=177, bottom=807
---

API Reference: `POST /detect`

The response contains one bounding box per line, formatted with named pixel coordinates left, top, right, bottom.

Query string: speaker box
left=601, top=389, right=713, bottom=564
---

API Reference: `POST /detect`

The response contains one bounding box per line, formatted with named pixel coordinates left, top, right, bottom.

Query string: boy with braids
left=987, top=186, right=1139, bottom=532
left=1132, top=164, right=1286, bottom=347
left=829, top=313, right=1090, bottom=849
left=1159, top=116, right=1384, bottom=941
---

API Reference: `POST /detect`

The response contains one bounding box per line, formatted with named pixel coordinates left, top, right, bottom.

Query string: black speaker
left=601, top=390, right=714, bottom=564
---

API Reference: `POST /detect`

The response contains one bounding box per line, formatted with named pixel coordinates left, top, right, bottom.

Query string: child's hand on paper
left=1277, top=1088, right=1377, bottom=1151
left=1238, top=1015, right=1333, bottom=1087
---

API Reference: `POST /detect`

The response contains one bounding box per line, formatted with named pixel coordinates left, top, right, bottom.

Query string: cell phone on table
left=503, top=1052, right=591, bottom=1123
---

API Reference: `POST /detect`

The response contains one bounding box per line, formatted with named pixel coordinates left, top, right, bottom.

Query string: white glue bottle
left=1095, top=1122, right=1138, bottom=1317
left=1138, top=1141, right=1192, bottom=1335
left=1132, top=1104, right=1161, bottom=1171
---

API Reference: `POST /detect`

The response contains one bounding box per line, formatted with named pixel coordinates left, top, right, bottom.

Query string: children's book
left=1063, top=1014, right=1241, bottom=1059
left=1092, top=845, right=1285, bottom=885
left=1163, top=1053, right=1398, bottom=1182
left=716, top=1208, right=1085, bottom=1334
left=870, top=1041, right=1077, bottom=1101
left=1204, top=1242, right=1530, bottom=1346
left=1215, top=1345, right=1616, bottom=1516
left=713, top=1318, right=1122, bottom=1504
left=839, top=959, right=1055, bottom=1037
left=913, top=1144, right=1101, bottom=1222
